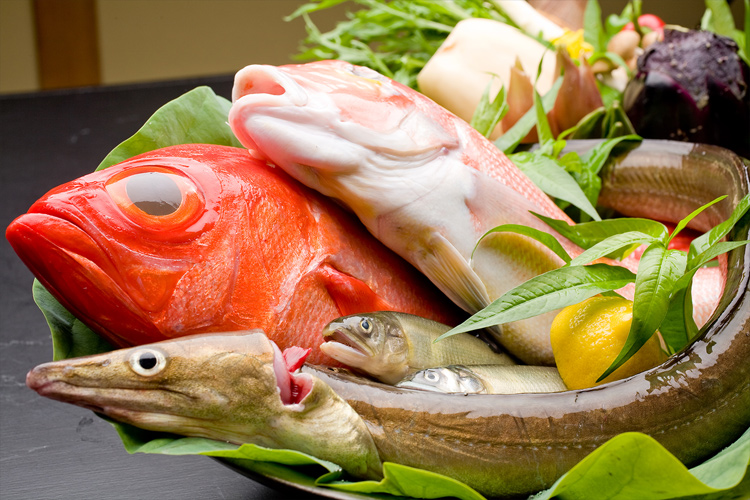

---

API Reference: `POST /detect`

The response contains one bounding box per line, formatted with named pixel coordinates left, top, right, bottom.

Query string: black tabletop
left=0, top=78, right=322, bottom=500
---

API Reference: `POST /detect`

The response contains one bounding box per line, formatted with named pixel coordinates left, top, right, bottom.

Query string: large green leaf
left=437, top=264, right=635, bottom=339
left=599, top=245, right=686, bottom=381
left=96, top=86, right=242, bottom=170
left=532, top=430, right=750, bottom=500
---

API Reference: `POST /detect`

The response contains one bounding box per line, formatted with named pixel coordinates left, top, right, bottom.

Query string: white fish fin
left=419, top=231, right=491, bottom=314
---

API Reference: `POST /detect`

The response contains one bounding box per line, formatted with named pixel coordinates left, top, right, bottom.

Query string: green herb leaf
left=533, top=212, right=668, bottom=252
left=660, top=270, right=699, bottom=352
left=598, top=245, right=686, bottom=381
left=583, top=0, right=607, bottom=52
left=472, top=224, right=572, bottom=264
left=470, top=78, right=508, bottom=138
left=688, top=194, right=750, bottom=265
left=568, top=231, right=660, bottom=266
left=705, top=0, right=738, bottom=38
left=533, top=88, right=554, bottom=144
left=579, top=134, right=640, bottom=176
left=669, top=196, right=727, bottom=246
left=437, top=264, right=635, bottom=340
left=494, top=76, right=563, bottom=154
left=510, top=152, right=602, bottom=221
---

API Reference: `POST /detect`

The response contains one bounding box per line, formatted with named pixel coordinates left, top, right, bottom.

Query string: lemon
left=550, top=296, right=666, bottom=390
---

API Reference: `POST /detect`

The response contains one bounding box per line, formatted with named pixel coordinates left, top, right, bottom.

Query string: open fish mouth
left=319, top=327, right=372, bottom=367
left=6, top=211, right=159, bottom=347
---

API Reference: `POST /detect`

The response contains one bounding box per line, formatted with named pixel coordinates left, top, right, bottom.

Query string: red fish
left=6, top=144, right=464, bottom=364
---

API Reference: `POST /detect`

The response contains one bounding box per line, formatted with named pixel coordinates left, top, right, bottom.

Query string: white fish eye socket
left=359, top=318, right=373, bottom=334
left=424, top=370, right=440, bottom=383
left=129, top=348, right=167, bottom=377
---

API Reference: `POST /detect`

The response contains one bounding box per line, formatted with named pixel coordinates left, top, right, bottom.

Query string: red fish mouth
left=7, top=212, right=159, bottom=347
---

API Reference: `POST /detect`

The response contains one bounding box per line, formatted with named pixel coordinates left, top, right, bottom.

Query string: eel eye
left=129, top=348, right=167, bottom=377
left=359, top=318, right=372, bottom=334
left=125, top=172, right=182, bottom=216
left=105, top=166, right=203, bottom=229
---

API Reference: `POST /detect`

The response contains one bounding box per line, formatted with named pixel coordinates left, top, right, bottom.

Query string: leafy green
left=598, top=244, right=685, bottom=380
left=286, top=0, right=514, bottom=88
left=510, top=150, right=602, bottom=221
left=96, top=86, right=242, bottom=171
left=472, top=224, right=572, bottom=265
left=324, top=462, right=486, bottom=500
left=494, top=76, right=562, bottom=153
left=533, top=430, right=750, bottom=500
left=444, top=195, right=750, bottom=375
left=469, top=78, right=508, bottom=138
left=437, top=264, right=635, bottom=340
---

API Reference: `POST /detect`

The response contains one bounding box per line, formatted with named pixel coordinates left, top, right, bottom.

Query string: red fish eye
left=105, top=166, right=203, bottom=229
left=125, top=172, right=183, bottom=216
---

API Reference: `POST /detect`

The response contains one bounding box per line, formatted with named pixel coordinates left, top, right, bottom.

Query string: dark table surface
left=0, top=77, right=324, bottom=500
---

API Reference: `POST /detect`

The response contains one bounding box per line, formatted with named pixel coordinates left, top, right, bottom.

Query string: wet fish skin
left=229, top=60, right=576, bottom=365
left=319, top=311, right=514, bottom=385
left=396, top=364, right=566, bottom=394
left=26, top=331, right=383, bottom=479
left=6, top=144, right=465, bottom=365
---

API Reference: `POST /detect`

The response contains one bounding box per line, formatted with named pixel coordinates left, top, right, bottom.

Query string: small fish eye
left=424, top=370, right=440, bottom=383
left=125, top=172, right=183, bottom=216
left=359, top=318, right=372, bottom=333
left=129, top=348, right=167, bottom=377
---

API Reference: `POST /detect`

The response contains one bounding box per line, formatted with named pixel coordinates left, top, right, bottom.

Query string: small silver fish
left=319, top=311, right=514, bottom=385
left=396, top=364, right=567, bottom=394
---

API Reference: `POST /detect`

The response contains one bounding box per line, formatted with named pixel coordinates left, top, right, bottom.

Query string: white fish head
left=229, top=60, right=461, bottom=216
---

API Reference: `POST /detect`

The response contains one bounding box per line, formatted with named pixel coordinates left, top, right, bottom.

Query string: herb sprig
left=286, top=0, right=515, bottom=88
left=437, top=195, right=750, bottom=381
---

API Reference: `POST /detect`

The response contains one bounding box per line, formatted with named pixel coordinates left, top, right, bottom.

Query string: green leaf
left=599, top=245, right=686, bottom=381
left=533, top=212, right=668, bottom=251
left=96, top=86, right=243, bottom=170
left=33, top=280, right=113, bottom=360
left=568, top=231, right=660, bottom=266
left=494, top=75, right=563, bottom=154
left=660, top=270, right=699, bottom=352
left=510, top=152, right=602, bottom=221
left=583, top=0, right=607, bottom=52
left=705, top=0, right=737, bottom=38
left=438, top=264, right=635, bottom=339
left=472, top=224, right=572, bottom=264
left=669, top=196, right=727, bottom=246
left=533, top=88, right=554, bottom=144
left=579, top=134, right=641, bottom=176
left=532, top=430, right=750, bottom=500
left=688, top=194, right=750, bottom=265
left=322, top=462, right=486, bottom=500
left=470, top=78, right=508, bottom=138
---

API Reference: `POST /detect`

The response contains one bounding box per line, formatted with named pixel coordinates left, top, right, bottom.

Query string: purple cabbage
left=624, top=29, right=750, bottom=158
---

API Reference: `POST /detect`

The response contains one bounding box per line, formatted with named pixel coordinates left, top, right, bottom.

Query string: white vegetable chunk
left=417, top=18, right=557, bottom=140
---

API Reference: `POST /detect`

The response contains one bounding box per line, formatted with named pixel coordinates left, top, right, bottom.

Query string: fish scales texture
left=6, top=144, right=464, bottom=364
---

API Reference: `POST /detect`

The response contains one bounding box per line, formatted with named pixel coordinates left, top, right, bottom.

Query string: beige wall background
left=0, top=0, right=743, bottom=94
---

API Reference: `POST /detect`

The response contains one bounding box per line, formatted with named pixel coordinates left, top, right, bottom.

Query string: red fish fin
left=283, top=346, right=311, bottom=372
left=318, top=265, right=394, bottom=316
